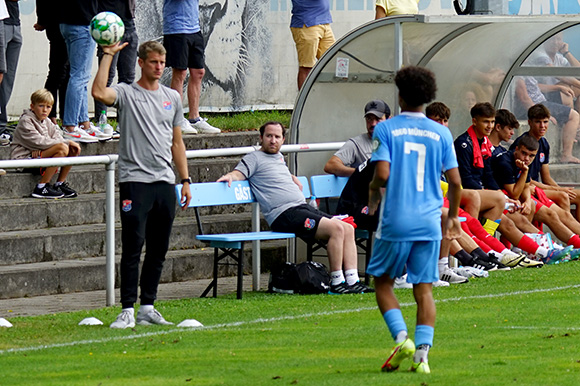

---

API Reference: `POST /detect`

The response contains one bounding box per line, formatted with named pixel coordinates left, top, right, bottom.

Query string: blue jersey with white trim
left=370, top=112, right=458, bottom=241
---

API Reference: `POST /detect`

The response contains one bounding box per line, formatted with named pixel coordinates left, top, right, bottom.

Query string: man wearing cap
left=324, top=100, right=391, bottom=177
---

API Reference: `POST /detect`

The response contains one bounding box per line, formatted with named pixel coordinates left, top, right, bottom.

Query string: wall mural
left=135, top=0, right=272, bottom=111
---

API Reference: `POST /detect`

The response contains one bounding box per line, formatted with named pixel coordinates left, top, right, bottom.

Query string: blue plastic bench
left=308, top=174, right=374, bottom=284
left=176, top=177, right=310, bottom=299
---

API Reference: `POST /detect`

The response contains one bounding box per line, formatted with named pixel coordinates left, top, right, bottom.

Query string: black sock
left=454, top=249, right=473, bottom=265
left=471, top=247, right=490, bottom=262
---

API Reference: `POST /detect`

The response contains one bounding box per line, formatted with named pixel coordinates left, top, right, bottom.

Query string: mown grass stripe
left=2, top=283, right=579, bottom=355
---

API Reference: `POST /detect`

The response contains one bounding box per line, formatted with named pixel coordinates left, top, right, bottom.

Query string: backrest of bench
left=310, top=174, right=349, bottom=199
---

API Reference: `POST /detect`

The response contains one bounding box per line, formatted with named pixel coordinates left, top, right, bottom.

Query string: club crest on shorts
left=361, top=206, right=369, bottom=215
left=122, top=199, right=132, bottom=212
left=304, top=218, right=316, bottom=230
left=163, top=101, right=172, bottom=110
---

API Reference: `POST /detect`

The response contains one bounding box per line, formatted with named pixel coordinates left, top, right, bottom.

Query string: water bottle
left=99, top=110, right=112, bottom=136
left=99, top=111, right=107, bottom=133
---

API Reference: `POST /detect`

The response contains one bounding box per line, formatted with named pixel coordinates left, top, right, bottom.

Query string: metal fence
left=0, top=142, right=344, bottom=305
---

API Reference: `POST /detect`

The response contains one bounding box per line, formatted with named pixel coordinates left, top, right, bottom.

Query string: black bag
left=268, top=261, right=330, bottom=295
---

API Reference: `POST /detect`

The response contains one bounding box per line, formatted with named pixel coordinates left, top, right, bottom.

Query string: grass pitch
left=1, top=262, right=580, bottom=385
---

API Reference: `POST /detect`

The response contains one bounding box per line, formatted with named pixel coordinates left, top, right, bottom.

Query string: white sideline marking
left=2, top=283, right=579, bottom=355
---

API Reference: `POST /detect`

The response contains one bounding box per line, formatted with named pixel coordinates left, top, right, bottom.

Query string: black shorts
left=271, top=204, right=332, bottom=241
left=164, top=32, right=205, bottom=70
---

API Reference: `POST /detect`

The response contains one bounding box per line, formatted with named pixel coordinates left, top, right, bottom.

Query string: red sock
left=568, top=234, right=580, bottom=249
left=465, top=216, right=507, bottom=252
left=516, top=235, right=541, bottom=254
left=500, top=235, right=512, bottom=249
left=461, top=222, right=492, bottom=253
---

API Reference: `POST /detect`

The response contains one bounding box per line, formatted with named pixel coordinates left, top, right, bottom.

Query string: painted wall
left=6, top=0, right=577, bottom=119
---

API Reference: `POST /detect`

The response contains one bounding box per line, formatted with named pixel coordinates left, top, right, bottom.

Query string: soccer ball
left=89, top=12, right=125, bottom=46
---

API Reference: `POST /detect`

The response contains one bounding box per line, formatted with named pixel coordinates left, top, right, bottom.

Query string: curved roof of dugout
left=289, top=14, right=580, bottom=177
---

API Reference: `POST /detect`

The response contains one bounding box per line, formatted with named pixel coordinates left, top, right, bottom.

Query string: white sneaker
left=439, top=266, right=469, bottom=284
left=452, top=266, right=489, bottom=278
left=433, top=280, right=450, bottom=287
left=394, top=274, right=412, bottom=289
left=516, top=256, right=544, bottom=268
left=85, top=123, right=112, bottom=141
left=63, top=126, right=98, bottom=143
left=191, top=117, right=221, bottom=133
left=181, top=118, right=198, bottom=134
left=0, top=133, right=10, bottom=146
left=136, top=308, right=173, bottom=326
left=110, top=309, right=136, bottom=329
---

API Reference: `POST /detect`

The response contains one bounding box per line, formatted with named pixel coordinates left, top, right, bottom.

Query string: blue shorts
left=366, top=239, right=440, bottom=284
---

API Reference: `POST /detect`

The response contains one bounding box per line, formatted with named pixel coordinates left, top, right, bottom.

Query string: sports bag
left=268, top=261, right=330, bottom=295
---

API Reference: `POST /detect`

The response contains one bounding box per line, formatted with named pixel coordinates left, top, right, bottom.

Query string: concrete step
left=0, top=213, right=265, bottom=266
left=0, top=240, right=288, bottom=299
left=0, top=192, right=252, bottom=232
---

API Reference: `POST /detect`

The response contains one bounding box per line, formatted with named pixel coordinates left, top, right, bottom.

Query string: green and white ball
left=90, top=12, right=125, bottom=46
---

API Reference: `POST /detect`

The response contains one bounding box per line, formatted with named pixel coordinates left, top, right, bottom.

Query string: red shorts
left=533, top=187, right=554, bottom=208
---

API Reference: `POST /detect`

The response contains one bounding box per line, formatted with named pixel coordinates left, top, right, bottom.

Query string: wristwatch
left=181, top=177, right=192, bottom=184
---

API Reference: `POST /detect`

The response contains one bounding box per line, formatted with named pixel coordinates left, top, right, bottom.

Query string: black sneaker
left=486, top=254, right=510, bottom=271
left=55, top=182, right=78, bottom=198
left=349, top=281, right=375, bottom=293
left=32, top=184, right=64, bottom=199
left=466, top=256, right=498, bottom=271
left=329, top=281, right=357, bottom=295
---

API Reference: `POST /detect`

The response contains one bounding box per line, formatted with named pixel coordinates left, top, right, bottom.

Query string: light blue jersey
left=370, top=112, right=458, bottom=241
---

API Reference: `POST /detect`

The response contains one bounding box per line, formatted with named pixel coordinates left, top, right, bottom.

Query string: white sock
left=535, top=246, right=549, bottom=259
left=395, top=331, right=408, bottom=344
left=55, top=181, right=63, bottom=187
left=501, top=249, right=518, bottom=257
left=438, top=256, right=448, bottom=272
left=330, top=270, right=345, bottom=285
left=489, top=250, right=503, bottom=259
left=121, top=307, right=134, bottom=316
left=37, top=183, right=46, bottom=188
left=344, top=269, right=359, bottom=285
left=139, top=304, right=154, bottom=315
left=413, top=344, right=430, bottom=363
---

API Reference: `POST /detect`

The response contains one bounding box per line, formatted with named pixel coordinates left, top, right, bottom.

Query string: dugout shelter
left=289, top=15, right=580, bottom=177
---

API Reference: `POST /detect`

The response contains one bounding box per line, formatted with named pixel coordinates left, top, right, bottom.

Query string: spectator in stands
left=514, top=76, right=579, bottom=164
left=10, top=89, right=80, bottom=199
left=324, top=99, right=390, bottom=177
left=34, top=0, right=69, bottom=125
left=60, top=0, right=100, bottom=143
left=375, top=0, right=419, bottom=18
left=163, top=0, right=221, bottom=134
left=528, top=33, right=580, bottom=112
left=493, top=135, right=580, bottom=262
left=92, top=40, right=192, bottom=329
left=511, top=104, right=580, bottom=222
left=368, top=66, right=462, bottom=374
left=218, top=121, right=373, bottom=295
left=0, top=0, right=21, bottom=130
left=94, top=0, right=138, bottom=133
left=290, top=0, right=334, bottom=90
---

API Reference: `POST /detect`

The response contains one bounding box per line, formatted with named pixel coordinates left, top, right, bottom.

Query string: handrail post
left=251, top=202, right=261, bottom=291
left=105, top=160, right=116, bottom=306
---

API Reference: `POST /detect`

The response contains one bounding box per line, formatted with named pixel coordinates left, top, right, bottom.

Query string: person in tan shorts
left=290, top=0, right=335, bottom=90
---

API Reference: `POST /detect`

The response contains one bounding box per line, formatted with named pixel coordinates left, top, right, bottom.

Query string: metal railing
left=0, top=142, right=344, bottom=306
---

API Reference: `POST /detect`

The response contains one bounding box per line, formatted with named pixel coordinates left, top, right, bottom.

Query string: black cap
left=364, top=100, right=390, bottom=119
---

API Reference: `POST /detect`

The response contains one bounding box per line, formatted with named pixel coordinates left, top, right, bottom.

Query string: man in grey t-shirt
left=92, top=40, right=192, bottom=329
left=218, top=121, right=374, bottom=295
left=324, top=100, right=390, bottom=177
